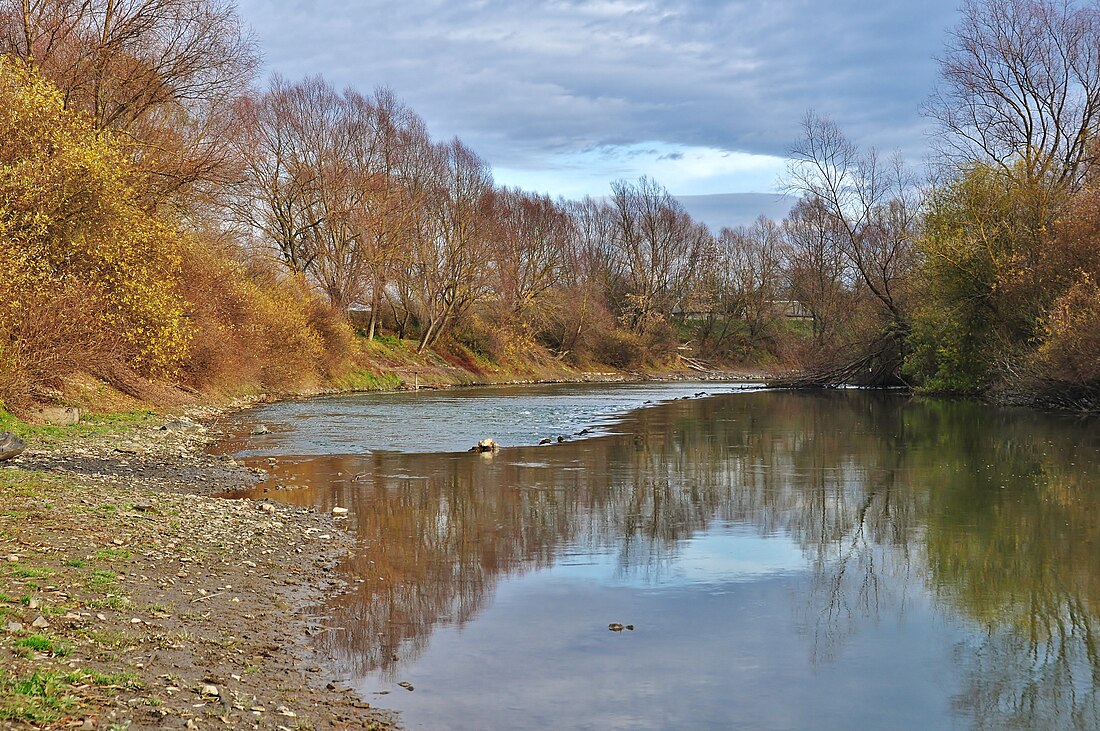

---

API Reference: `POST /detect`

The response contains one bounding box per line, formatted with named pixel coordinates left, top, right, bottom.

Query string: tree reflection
left=241, top=390, right=1100, bottom=729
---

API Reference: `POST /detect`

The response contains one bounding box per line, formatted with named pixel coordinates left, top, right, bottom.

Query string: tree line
left=1, top=0, right=1099, bottom=409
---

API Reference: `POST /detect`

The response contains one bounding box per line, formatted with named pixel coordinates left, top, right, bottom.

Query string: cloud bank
left=237, top=0, right=959, bottom=219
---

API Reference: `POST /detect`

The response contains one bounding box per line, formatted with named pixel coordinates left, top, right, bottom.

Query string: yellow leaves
left=0, top=55, right=189, bottom=378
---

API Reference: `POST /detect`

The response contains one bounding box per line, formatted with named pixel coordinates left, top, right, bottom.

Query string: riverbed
left=219, top=384, right=1100, bottom=730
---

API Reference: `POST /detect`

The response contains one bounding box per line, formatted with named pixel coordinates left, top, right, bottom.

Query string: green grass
left=335, top=368, right=403, bottom=392
left=5, top=563, right=55, bottom=579
left=0, top=670, right=79, bottom=723
left=0, top=407, right=157, bottom=445
left=64, top=559, right=86, bottom=568
left=94, top=548, right=132, bottom=561
left=14, top=634, right=72, bottom=657
left=89, top=569, right=118, bottom=590
left=80, top=670, right=141, bottom=689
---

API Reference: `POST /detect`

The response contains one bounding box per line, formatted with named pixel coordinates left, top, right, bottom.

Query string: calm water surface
left=220, top=385, right=1100, bottom=730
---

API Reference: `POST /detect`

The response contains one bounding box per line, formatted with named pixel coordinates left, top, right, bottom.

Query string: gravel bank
left=0, top=410, right=397, bottom=730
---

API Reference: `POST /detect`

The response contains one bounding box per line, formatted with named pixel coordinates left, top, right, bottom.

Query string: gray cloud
left=237, top=0, right=959, bottom=179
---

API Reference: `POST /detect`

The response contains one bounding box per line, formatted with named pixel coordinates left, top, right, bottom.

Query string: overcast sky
left=235, top=0, right=961, bottom=224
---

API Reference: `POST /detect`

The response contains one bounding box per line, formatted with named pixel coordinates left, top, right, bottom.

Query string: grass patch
left=80, top=670, right=141, bottom=689
left=14, top=634, right=72, bottom=657
left=5, top=563, right=55, bottom=579
left=64, top=559, right=86, bottom=568
left=0, top=407, right=157, bottom=446
left=80, top=629, right=130, bottom=649
left=334, top=369, right=403, bottom=392
left=86, top=595, right=131, bottom=610
left=94, top=548, right=132, bottom=561
left=88, top=569, right=118, bottom=590
left=0, top=670, right=79, bottom=723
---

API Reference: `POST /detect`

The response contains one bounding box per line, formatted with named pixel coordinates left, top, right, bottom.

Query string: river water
left=219, top=384, right=1100, bottom=730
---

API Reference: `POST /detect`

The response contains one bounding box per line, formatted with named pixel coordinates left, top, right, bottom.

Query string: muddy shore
left=0, top=406, right=398, bottom=730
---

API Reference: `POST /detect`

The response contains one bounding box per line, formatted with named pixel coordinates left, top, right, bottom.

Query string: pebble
left=32, top=616, right=50, bottom=628
left=200, top=683, right=220, bottom=697
left=331, top=507, right=349, bottom=516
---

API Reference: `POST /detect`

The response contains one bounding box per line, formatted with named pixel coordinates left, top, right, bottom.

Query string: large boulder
left=0, top=432, right=27, bottom=461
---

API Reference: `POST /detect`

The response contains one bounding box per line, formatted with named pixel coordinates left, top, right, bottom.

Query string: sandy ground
left=0, top=411, right=399, bottom=730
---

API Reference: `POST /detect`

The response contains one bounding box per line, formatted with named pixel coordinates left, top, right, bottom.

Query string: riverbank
left=0, top=354, right=771, bottom=729
left=0, top=408, right=397, bottom=729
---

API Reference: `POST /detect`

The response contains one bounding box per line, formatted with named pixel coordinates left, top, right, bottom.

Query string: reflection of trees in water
left=916, top=403, right=1100, bottom=730
left=256, top=391, right=1100, bottom=728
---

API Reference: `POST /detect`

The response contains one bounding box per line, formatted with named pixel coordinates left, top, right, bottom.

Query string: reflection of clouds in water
left=551, top=526, right=805, bottom=588
left=225, top=390, right=1100, bottom=731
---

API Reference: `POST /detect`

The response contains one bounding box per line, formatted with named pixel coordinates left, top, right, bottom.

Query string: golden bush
left=0, top=57, right=188, bottom=406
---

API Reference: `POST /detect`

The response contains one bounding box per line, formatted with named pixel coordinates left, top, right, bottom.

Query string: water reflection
left=226, top=390, right=1100, bottom=730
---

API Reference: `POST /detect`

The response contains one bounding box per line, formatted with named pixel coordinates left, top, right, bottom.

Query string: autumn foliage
left=0, top=59, right=353, bottom=410
left=0, top=57, right=188, bottom=406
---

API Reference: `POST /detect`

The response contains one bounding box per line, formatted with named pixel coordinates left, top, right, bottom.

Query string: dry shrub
left=0, top=282, right=121, bottom=410
left=305, top=296, right=356, bottom=379
left=0, top=58, right=189, bottom=409
left=592, top=328, right=647, bottom=370
left=453, top=308, right=521, bottom=364
left=177, top=241, right=354, bottom=394
left=1032, top=274, right=1100, bottom=385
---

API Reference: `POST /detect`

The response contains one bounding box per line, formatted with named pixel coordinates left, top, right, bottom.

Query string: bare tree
left=1, top=0, right=259, bottom=200
left=408, top=139, right=494, bottom=352
left=787, top=111, right=919, bottom=332
left=781, top=197, right=850, bottom=346
left=351, top=89, right=426, bottom=339
left=608, top=177, right=707, bottom=331
left=721, top=218, right=785, bottom=347
left=928, top=0, right=1100, bottom=189
left=785, top=112, right=921, bottom=383
left=484, top=188, right=570, bottom=321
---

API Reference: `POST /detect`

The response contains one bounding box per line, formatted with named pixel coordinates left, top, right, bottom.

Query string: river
left=218, top=383, right=1100, bottom=730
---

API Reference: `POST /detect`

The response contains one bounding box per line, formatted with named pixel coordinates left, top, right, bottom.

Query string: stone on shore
left=0, top=432, right=26, bottom=461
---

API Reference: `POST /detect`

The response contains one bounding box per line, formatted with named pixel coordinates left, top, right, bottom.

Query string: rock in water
left=0, top=432, right=26, bottom=461
left=471, top=439, right=498, bottom=453
left=250, top=424, right=270, bottom=435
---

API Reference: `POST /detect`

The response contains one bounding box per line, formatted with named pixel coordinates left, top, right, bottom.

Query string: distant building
left=347, top=303, right=372, bottom=328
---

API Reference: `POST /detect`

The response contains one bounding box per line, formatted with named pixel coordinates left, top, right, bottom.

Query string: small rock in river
left=539, top=438, right=552, bottom=445
left=251, top=424, right=270, bottom=435
left=332, top=507, right=349, bottom=516
left=398, top=681, right=414, bottom=691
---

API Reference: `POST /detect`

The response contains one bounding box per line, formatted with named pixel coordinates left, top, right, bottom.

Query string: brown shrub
left=177, top=241, right=355, bottom=395
left=1032, top=274, right=1100, bottom=385
left=0, top=282, right=123, bottom=410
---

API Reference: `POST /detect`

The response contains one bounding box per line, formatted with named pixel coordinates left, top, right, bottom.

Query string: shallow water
left=226, top=381, right=759, bottom=456
left=221, top=386, right=1100, bottom=730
